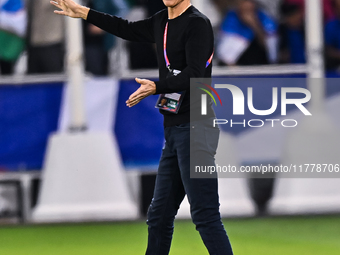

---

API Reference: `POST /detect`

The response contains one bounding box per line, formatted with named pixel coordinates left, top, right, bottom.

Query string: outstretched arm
left=51, top=0, right=156, bottom=108
left=50, top=0, right=90, bottom=19
left=51, top=0, right=155, bottom=43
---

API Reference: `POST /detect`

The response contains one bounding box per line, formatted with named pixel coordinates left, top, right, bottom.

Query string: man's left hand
left=126, top=78, right=156, bottom=107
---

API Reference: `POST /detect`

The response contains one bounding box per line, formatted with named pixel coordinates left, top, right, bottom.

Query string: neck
left=168, top=1, right=191, bottom=19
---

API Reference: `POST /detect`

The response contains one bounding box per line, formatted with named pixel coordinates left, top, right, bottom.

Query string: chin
left=162, top=0, right=174, bottom=7
left=163, top=0, right=183, bottom=8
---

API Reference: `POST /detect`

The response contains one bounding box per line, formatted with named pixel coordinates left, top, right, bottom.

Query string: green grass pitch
left=1, top=216, right=339, bottom=255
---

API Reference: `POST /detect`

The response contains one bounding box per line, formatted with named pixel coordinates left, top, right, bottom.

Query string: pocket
left=204, top=126, right=220, bottom=156
left=190, top=125, right=220, bottom=156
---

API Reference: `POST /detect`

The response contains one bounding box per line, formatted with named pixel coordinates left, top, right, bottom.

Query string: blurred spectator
left=212, top=0, right=281, bottom=31
left=325, top=0, right=340, bottom=70
left=0, top=0, right=26, bottom=75
left=83, top=0, right=129, bottom=76
left=126, top=0, right=163, bottom=70
left=285, top=0, right=335, bottom=22
left=256, top=0, right=281, bottom=19
left=216, top=0, right=278, bottom=66
left=278, top=2, right=306, bottom=64
left=212, top=0, right=237, bottom=16
left=27, top=0, right=65, bottom=74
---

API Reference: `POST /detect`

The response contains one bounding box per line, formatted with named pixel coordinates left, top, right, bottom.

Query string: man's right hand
left=50, top=0, right=90, bottom=20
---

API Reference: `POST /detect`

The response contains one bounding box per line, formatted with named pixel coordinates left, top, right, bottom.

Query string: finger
left=126, top=93, right=146, bottom=105
left=128, top=87, right=145, bottom=100
left=129, top=92, right=147, bottom=102
left=50, top=1, right=61, bottom=8
left=54, top=10, right=66, bottom=15
left=126, top=99, right=139, bottom=107
left=127, top=96, right=142, bottom=106
left=128, top=91, right=140, bottom=101
left=135, top=77, right=148, bottom=85
left=128, top=99, right=141, bottom=107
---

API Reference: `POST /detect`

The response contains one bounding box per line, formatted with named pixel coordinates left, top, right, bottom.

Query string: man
left=216, top=0, right=278, bottom=66
left=27, top=0, right=65, bottom=74
left=83, top=0, right=130, bottom=75
left=278, top=2, right=305, bottom=64
left=50, top=0, right=233, bottom=254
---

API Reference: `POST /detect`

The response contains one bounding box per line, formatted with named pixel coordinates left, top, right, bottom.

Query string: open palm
left=50, top=0, right=86, bottom=19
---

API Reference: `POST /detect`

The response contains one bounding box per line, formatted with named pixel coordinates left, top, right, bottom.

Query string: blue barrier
left=0, top=83, right=63, bottom=170
left=0, top=74, right=339, bottom=171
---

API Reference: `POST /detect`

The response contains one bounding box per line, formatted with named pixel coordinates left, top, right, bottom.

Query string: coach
left=51, top=0, right=233, bottom=254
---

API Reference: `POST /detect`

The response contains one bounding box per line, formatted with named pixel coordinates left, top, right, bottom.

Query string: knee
left=194, top=218, right=226, bottom=234
left=146, top=199, right=176, bottom=228
left=191, top=207, right=223, bottom=232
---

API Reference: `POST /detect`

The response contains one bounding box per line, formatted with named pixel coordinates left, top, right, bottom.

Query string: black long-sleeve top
left=87, top=6, right=215, bottom=126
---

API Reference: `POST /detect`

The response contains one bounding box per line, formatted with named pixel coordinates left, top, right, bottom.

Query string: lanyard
left=163, top=22, right=214, bottom=71
left=163, top=22, right=171, bottom=70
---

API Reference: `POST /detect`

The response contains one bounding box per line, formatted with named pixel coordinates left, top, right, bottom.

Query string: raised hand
left=50, top=0, right=89, bottom=19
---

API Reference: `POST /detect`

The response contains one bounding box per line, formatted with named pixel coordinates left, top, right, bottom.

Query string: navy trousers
left=145, top=118, right=233, bottom=255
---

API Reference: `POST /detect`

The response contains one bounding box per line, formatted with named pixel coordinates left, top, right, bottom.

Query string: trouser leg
left=146, top=120, right=233, bottom=255
left=176, top=121, right=233, bottom=255
left=145, top=131, right=186, bottom=255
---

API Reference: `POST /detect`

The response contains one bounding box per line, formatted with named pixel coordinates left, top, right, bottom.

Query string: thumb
left=135, top=78, right=143, bottom=84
